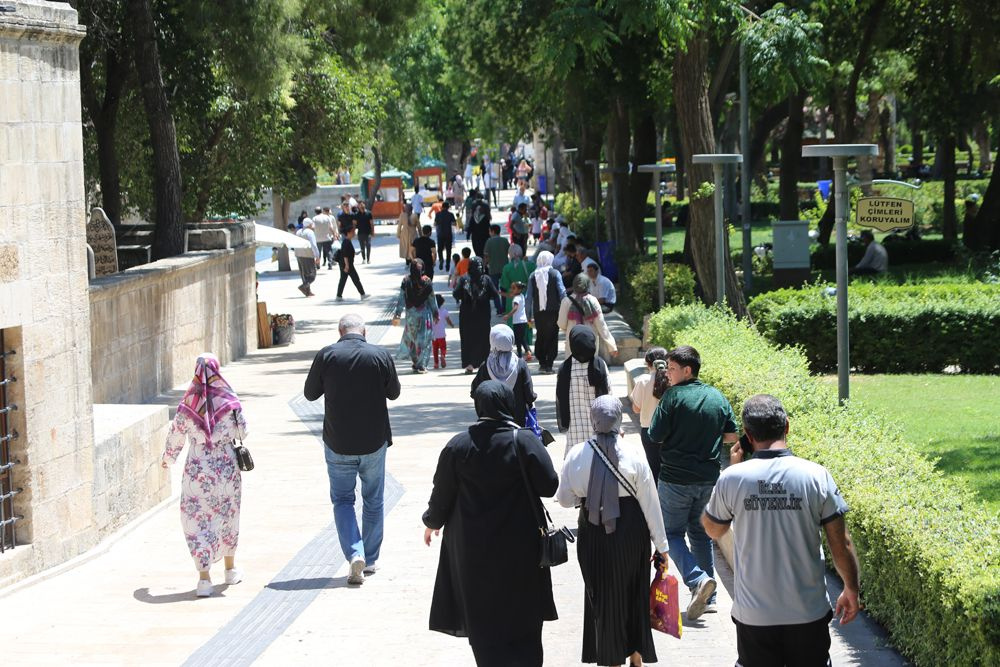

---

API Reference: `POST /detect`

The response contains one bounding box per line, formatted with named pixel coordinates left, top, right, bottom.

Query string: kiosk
left=360, top=168, right=412, bottom=221
left=413, top=157, right=447, bottom=203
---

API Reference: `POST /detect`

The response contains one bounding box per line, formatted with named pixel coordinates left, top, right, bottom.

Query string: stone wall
left=92, top=404, right=170, bottom=538
left=89, top=247, right=258, bottom=405
left=0, top=2, right=95, bottom=580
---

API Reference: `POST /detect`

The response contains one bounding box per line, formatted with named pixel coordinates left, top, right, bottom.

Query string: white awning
left=254, top=223, right=310, bottom=250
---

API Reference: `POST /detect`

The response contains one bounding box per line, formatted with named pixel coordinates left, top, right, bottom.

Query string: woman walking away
left=393, top=259, right=439, bottom=374
left=629, top=347, right=669, bottom=480
left=557, top=326, right=610, bottom=457
left=557, top=396, right=670, bottom=667
left=530, top=250, right=565, bottom=373
left=424, top=381, right=559, bottom=667
left=559, top=273, right=617, bottom=359
left=471, top=324, right=536, bottom=427
left=397, top=202, right=418, bottom=264
left=453, top=256, right=500, bottom=374
left=161, top=353, right=247, bottom=598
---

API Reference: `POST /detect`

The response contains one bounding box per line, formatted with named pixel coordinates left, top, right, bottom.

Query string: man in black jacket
left=304, top=314, right=401, bottom=585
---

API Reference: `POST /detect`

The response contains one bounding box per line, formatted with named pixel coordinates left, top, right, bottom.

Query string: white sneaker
left=196, top=579, right=214, bottom=598
left=687, top=578, right=717, bottom=620
left=347, top=555, right=366, bottom=585
left=362, top=563, right=379, bottom=576
left=224, top=567, right=243, bottom=585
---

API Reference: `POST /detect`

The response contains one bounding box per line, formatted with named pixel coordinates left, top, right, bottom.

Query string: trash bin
left=817, top=180, right=832, bottom=201
left=537, top=174, right=548, bottom=194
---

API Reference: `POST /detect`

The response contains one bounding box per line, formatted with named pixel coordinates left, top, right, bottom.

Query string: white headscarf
left=486, top=324, right=518, bottom=388
left=532, top=251, right=554, bottom=311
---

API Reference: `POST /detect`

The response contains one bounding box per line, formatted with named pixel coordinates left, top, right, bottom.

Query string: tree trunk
left=79, top=44, right=128, bottom=231
left=627, top=112, right=657, bottom=251
left=857, top=92, right=883, bottom=191
left=443, top=138, right=464, bottom=178
left=973, top=121, right=992, bottom=172
left=576, top=120, right=602, bottom=212
left=880, top=96, right=896, bottom=176
left=674, top=33, right=746, bottom=315
left=367, top=143, right=384, bottom=210
left=127, top=0, right=185, bottom=259
left=975, top=150, right=1000, bottom=249
left=780, top=92, right=806, bottom=221
left=912, top=125, right=924, bottom=172
left=941, top=134, right=958, bottom=242
left=749, top=100, right=789, bottom=177
left=668, top=106, right=686, bottom=200
left=606, top=95, right=633, bottom=248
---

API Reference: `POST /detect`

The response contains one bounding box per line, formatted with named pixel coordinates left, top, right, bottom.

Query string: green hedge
left=748, top=284, right=1000, bottom=373
left=647, top=305, right=1000, bottom=666
left=811, top=238, right=956, bottom=269
left=622, top=260, right=696, bottom=319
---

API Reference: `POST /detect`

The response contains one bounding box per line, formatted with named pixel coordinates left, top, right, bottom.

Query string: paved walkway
left=0, top=210, right=906, bottom=665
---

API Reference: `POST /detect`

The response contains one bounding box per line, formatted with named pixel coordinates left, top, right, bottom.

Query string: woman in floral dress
left=393, top=258, right=439, bottom=373
left=162, top=353, right=247, bottom=598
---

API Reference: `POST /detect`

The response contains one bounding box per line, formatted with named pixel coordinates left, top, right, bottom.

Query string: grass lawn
left=822, top=374, right=1000, bottom=513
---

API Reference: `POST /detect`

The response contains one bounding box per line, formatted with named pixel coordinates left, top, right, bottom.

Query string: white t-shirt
left=629, top=373, right=657, bottom=428
left=589, top=274, right=617, bottom=304
left=511, top=294, right=527, bottom=324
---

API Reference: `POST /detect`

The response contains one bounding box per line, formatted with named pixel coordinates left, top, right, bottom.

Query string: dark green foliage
left=622, top=260, right=696, bottom=319
left=647, top=305, right=1000, bottom=667
left=810, top=238, right=957, bottom=269
left=748, top=284, right=1000, bottom=373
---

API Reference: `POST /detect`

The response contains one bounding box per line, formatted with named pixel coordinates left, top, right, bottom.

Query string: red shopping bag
left=649, top=566, right=682, bottom=638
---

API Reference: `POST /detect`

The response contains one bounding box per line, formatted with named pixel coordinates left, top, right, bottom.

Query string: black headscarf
left=403, top=258, right=432, bottom=308
left=462, top=256, right=491, bottom=302
left=555, top=325, right=610, bottom=429
left=472, top=379, right=516, bottom=424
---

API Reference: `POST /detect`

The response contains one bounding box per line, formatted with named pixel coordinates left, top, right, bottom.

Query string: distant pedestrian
left=161, top=353, right=247, bottom=598
left=293, top=220, right=320, bottom=297
left=435, top=201, right=456, bottom=272
left=558, top=274, right=617, bottom=359
left=453, top=257, right=500, bottom=374
left=411, top=225, right=437, bottom=279
left=556, top=326, right=610, bottom=457
left=499, top=244, right=535, bottom=341
left=483, top=224, right=509, bottom=313
left=447, top=253, right=463, bottom=289
left=648, top=345, right=739, bottom=620
left=431, top=294, right=454, bottom=369
left=424, top=380, right=558, bottom=667
left=336, top=227, right=368, bottom=301
left=850, top=230, right=888, bottom=276
left=304, top=314, right=401, bottom=585
left=337, top=200, right=356, bottom=237
left=355, top=200, right=374, bottom=263
left=557, top=395, right=670, bottom=667
left=468, top=192, right=492, bottom=256
left=529, top=250, right=566, bottom=374
left=702, top=394, right=860, bottom=666
left=500, top=281, right=531, bottom=359
left=393, top=259, right=438, bottom=374
left=629, top=347, right=668, bottom=480
left=313, top=206, right=337, bottom=270
left=397, top=203, right=418, bottom=264
left=471, top=324, right=535, bottom=427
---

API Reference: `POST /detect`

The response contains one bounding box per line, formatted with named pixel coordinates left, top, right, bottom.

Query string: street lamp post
left=561, top=147, right=578, bottom=201
left=638, top=163, right=677, bottom=309
left=692, top=154, right=743, bottom=306
left=801, top=144, right=879, bottom=404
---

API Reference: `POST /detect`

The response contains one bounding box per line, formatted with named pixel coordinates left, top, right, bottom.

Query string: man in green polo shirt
left=648, top=345, right=739, bottom=620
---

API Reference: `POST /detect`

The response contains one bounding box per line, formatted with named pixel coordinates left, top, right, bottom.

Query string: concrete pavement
left=0, top=218, right=905, bottom=666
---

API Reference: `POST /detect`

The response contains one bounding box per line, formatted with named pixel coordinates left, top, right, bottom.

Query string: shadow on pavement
left=265, top=576, right=351, bottom=592
left=133, top=584, right=231, bottom=604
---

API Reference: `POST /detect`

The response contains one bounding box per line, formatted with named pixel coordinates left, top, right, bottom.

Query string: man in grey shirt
left=850, top=230, right=888, bottom=275
left=702, top=394, right=860, bottom=666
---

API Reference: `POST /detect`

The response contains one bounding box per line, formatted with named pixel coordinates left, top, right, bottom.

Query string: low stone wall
left=92, top=404, right=171, bottom=539
left=89, top=247, right=257, bottom=404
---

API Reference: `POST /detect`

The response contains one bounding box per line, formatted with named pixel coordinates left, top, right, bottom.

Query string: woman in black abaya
left=453, top=256, right=500, bottom=373
left=423, top=381, right=559, bottom=667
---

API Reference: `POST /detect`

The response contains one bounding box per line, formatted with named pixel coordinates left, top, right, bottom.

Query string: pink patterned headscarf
left=177, top=353, right=242, bottom=438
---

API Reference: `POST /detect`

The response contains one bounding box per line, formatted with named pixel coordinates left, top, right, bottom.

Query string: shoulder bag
left=512, top=429, right=574, bottom=567
left=586, top=438, right=638, bottom=502
left=231, top=411, right=254, bottom=472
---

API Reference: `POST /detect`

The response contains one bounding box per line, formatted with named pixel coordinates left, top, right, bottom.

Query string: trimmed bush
left=623, top=260, right=696, bottom=319
left=748, top=284, right=1000, bottom=373
left=648, top=304, right=1000, bottom=666
left=811, top=238, right=956, bottom=269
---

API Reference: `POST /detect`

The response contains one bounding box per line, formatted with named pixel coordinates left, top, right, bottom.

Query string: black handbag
left=512, top=430, right=574, bottom=567
left=231, top=411, right=254, bottom=472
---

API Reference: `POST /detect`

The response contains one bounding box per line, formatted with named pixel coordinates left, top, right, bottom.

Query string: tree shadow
left=929, top=437, right=1000, bottom=507
left=133, top=584, right=231, bottom=604
left=265, top=576, right=350, bottom=592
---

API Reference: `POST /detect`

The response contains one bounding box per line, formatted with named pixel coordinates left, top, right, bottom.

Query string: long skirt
left=578, top=497, right=657, bottom=665
left=459, top=301, right=492, bottom=368
left=533, top=309, right=559, bottom=369
left=398, top=304, right=435, bottom=368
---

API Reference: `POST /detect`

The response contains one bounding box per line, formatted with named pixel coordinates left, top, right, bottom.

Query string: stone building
left=0, top=1, right=256, bottom=588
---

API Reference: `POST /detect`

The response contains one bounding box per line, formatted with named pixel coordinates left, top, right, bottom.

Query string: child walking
left=447, top=253, right=462, bottom=289
left=432, top=294, right=454, bottom=369
left=629, top=346, right=668, bottom=479
left=501, top=282, right=533, bottom=360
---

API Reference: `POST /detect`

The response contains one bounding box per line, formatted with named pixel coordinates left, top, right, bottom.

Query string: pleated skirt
left=577, top=496, right=657, bottom=665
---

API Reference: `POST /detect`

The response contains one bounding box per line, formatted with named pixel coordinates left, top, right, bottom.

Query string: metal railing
left=0, top=332, right=22, bottom=553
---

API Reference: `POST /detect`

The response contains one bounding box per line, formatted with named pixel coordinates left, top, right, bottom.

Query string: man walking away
left=304, top=314, right=401, bottom=584
left=355, top=201, right=374, bottom=263
left=648, top=345, right=738, bottom=620
left=703, top=394, right=860, bottom=666
left=294, top=220, right=320, bottom=297
left=336, top=227, right=368, bottom=301
left=434, top=201, right=456, bottom=272
left=313, top=206, right=336, bottom=270
left=483, top=224, right=509, bottom=314
left=411, top=225, right=437, bottom=279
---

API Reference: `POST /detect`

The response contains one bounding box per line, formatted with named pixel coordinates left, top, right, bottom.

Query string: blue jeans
left=489, top=273, right=503, bottom=313
left=658, top=481, right=716, bottom=600
left=324, top=444, right=386, bottom=565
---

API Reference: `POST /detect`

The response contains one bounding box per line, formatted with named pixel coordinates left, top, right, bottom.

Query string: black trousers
left=337, top=264, right=365, bottom=297
left=734, top=611, right=833, bottom=667
left=319, top=241, right=334, bottom=268
left=437, top=235, right=453, bottom=270
left=512, top=232, right=528, bottom=255
left=357, top=234, right=371, bottom=261
left=533, top=310, right=559, bottom=369
left=512, top=322, right=528, bottom=356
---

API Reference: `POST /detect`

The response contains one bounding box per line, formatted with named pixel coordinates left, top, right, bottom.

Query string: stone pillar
left=0, top=1, right=95, bottom=584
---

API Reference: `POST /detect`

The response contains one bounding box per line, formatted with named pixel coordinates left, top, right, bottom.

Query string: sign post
left=638, top=163, right=677, bottom=308
left=855, top=197, right=915, bottom=232
left=692, top=154, right=743, bottom=306
left=801, top=144, right=879, bottom=404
